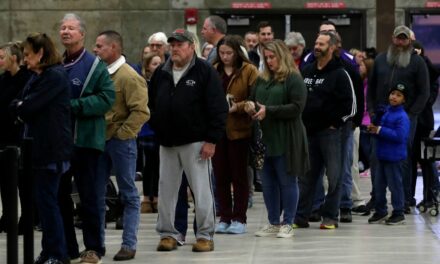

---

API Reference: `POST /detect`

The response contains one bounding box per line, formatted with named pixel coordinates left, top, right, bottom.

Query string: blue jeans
left=340, top=122, right=355, bottom=209
left=374, top=160, right=405, bottom=216
left=311, top=122, right=354, bottom=211
left=297, top=128, right=342, bottom=222
left=261, top=155, right=299, bottom=225
left=34, top=166, right=68, bottom=260
left=98, top=138, right=139, bottom=250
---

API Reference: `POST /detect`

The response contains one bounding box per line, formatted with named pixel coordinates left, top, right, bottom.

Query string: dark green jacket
left=71, top=59, right=115, bottom=151
left=252, top=73, right=310, bottom=176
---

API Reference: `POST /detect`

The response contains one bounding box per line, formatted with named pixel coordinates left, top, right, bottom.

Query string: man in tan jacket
left=94, top=30, right=149, bottom=261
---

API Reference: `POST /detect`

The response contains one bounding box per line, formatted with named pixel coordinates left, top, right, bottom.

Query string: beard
left=314, top=47, right=328, bottom=59
left=386, top=44, right=412, bottom=68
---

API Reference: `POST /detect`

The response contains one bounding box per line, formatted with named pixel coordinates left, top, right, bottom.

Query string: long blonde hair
left=260, top=39, right=299, bottom=82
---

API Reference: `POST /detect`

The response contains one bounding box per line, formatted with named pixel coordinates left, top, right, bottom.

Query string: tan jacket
left=215, top=62, right=259, bottom=140
left=106, top=63, right=150, bottom=140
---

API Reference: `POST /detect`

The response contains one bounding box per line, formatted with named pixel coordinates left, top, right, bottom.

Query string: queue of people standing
left=0, top=11, right=438, bottom=264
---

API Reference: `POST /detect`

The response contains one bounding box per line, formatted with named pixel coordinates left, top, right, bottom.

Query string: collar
left=107, top=56, right=126, bottom=75
left=63, top=47, right=86, bottom=65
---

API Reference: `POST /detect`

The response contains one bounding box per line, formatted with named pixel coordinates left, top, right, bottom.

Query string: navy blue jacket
left=376, top=105, right=410, bottom=162
left=14, top=65, right=73, bottom=166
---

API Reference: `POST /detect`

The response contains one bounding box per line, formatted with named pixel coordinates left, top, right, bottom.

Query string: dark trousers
left=212, top=137, right=249, bottom=223
left=35, top=166, right=68, bottom=260
left=374, top=160, right=405, bottom=216
left=59, top=147, right=105, bottom=258
left=140, top=136, right=159, bottom=199
left=0, top=152, right=25, bottom=230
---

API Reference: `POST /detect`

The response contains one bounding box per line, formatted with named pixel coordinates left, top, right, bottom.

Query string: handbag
left=249, top=121, right=266, bottom=170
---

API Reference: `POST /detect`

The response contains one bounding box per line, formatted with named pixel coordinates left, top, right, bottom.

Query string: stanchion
left=21, top=138, right=33, bottom=264
left=3, top=146, right=19, bottom=264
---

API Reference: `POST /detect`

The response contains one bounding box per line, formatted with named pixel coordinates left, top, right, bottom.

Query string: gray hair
left=207, top=15, right=227, bottom=34
left=61, top=13, right=86, bottom=33
left=148, top=32, right=167, bottom=44
left=285, top=31, right=306, bottom=47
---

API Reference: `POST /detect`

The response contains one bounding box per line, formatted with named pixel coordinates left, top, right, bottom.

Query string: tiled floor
left=1, top=176, right=440, bottom=264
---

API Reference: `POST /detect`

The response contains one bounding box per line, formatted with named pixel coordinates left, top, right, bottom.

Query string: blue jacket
left=14, top=65, right=73, bottom=166
left=376, top=105, right=410, bottom=162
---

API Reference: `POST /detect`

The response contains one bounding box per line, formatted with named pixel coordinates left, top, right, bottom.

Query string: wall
left=0, top=0, right=433, bottom=62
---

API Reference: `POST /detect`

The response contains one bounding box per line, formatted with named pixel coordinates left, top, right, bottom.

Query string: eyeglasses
left=289, top=46, right=299, bottom=51
left=150, top=43, right=164, bottom=48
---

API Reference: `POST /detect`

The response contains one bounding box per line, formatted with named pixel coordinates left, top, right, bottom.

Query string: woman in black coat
left=0, top=41, right=32, bottom=233
left=10, top=32, right=73, bottom=264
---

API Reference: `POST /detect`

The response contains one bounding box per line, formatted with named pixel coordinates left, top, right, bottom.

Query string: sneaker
left=34, top=255, right=47, bottom=264
left=79, top=250, right=101, bottom=264
left=214, top=222, right=230, bottom=233
left=70, top=257, right=81, bottom=264
left=255, top=224, right=280, bottom=237
left=385, top=214, right=405, bottom=225
left=368, top=212, right=388, bottom=224
left=276, top=224, right=294, bottom=238
left=43, top=258, right=65, bottom=264
left=248, top=196, right=253, bottom=208
left=292, top=218, right=310, bottom=228
left=157, top=237, right=178, bottom=251
left=309, top=209, right=321, bottom=222
left=340, top=208, right=352, bottom=223
left=115, top=217, right=123, bottom=230
left=226, top=221, right=247, bottom=234
left=352, top=205, right=369, bottom=215
left=192, top=238, right=214, bottom=252
left=365, top=199, right=375, bottom=212
left=320, top=218, right=338, bottom=229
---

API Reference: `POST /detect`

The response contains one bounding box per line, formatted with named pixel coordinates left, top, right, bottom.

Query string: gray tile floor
left=1, top=175, right=440, bottom=264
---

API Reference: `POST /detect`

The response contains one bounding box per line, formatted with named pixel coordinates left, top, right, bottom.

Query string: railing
left=1, top=138, right=33, bottom=264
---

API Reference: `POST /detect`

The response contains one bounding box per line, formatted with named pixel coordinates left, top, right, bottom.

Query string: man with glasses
left=148, top=32, right=169, bottom=62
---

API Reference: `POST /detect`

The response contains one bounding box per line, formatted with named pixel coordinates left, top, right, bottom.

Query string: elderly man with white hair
left=148, top=32, right=169, bottom=62
left=284, top=31, right=308, bottom=68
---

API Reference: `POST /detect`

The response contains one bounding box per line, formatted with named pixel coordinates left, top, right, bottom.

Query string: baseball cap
left=393, top=25, right=411, bottom=39
left=167, top=29, right=194, bottom=43
left=390, top=83, right=408, bottom=99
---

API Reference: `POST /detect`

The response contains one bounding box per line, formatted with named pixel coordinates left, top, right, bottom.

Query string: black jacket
left=338, top=57, right=364, bottom=127
left=149, top=55, right=228, bottom=147
left=301, top=58, right=356, bottom=135
left=418, top=55, right=440, bottom=129
left=13, top=65, right=73, bottom=166
left=0, top=66, right=32, bottom=147
left=368, top=51, right=429, bottom=116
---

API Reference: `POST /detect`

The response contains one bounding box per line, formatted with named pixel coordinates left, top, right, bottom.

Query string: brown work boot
left=113, top=247, right=136, bottom=261
left=140, top=200, right=153, bottom=213
left=192, top=238, right=214, bottom=252
left=157, top=237, right=178, bottom=251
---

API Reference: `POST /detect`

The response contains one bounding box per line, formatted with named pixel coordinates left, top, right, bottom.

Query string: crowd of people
left=0, top=12, right=439, bottom=264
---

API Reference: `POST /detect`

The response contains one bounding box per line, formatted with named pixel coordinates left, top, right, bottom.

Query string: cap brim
left=168, top=36, right=186, bottom=43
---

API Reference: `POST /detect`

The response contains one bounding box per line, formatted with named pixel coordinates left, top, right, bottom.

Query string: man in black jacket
left=248, top=21, right=274, bottom=71
left=368, top=25, right=429, bottom=212
left=149, top=29, right=228, bottom=253
left=295, top=32, right=355, bottom=230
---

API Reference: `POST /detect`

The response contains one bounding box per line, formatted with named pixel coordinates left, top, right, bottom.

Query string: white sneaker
left=255, top=224, right=280, bottom=237
left=277, top=224, right=294, bottom=238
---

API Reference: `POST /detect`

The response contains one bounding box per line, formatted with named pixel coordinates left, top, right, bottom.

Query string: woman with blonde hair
left=245, top=39, right=309, bottom=238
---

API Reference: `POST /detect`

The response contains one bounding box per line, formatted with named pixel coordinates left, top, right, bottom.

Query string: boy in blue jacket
left=367, top=83, right=410, bottom=225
